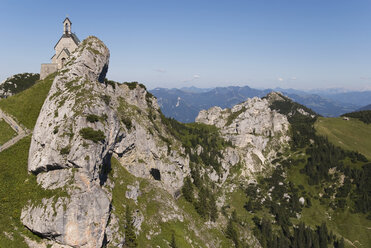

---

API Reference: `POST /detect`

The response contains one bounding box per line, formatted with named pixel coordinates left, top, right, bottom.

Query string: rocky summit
left=20, top=36, right=193, bottom=247
left=196, top=95, right=290, bottom=182
left=23, top=36, right=113, bottom=247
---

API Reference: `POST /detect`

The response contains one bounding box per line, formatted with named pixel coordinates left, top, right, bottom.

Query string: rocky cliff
left=196, top=94, right=290, bottom=182
left=22, top=36, right=113, bottom=247
left=20, top=36, right=291, bottom=248
left=21, top=36, right=191, bottom=248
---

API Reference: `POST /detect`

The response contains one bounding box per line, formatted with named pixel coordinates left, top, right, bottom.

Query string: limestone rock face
left=111, top=84, right=190, bottom=194
left=28, top=36, right=113, bottom=177
left=22, top=36, right=191, bottom=247
left=196, top=95, right=290, bottom=180
left=21, top=183, right=110, bottom=247
left=113, top=121, right=190, bottom=194
left=22, top=36, right=114, bottom=248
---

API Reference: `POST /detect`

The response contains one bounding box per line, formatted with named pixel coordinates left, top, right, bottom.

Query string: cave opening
left=150, top=168, right=161, bottom=181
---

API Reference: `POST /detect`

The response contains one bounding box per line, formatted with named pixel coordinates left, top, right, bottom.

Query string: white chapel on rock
left=40, top=18, right=80, bottom=80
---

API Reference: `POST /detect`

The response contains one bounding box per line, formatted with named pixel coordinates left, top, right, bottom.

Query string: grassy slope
left=0, top=137, right=67, bottom=246
left=314, top=117, right=371, bottom=160
left=0, top=74, right=56, bottom=246
left=287, top=155, right=371, bottom=248
left=0, top=120, right=16, bottom=145
left=0, top=73, right=55, bottom=129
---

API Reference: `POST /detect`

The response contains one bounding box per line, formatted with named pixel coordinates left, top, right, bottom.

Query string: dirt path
left=0, top=108, right=29, bottom=152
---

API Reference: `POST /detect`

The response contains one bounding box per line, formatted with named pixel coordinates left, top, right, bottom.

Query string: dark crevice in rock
left=24, top=226, right=61, bottom=240
left=67, top=160, right=82, bottom=169
left=32, top=163, right=68, bottom=175
left=102, top=232, right=108, bottom=247
left=83, top=63, right=92, bottom=70
left=99, top=152, right=112, bottom=186
left=98, top=64, right=108, bottom=83
left=150, top=168, right=161, bottom=181
left=115, top=143, right=135, bottom=158
left=115, top=132, right=125, bottom=144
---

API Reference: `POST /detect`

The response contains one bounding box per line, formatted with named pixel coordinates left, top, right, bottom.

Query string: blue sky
left=1, top=0, right=371, bottom=90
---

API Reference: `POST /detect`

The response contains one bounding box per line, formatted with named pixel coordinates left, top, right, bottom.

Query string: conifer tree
left=334, top=237, right=345, bottom=248
left=195, top=186, right=209, bottom=218
left=318, top=222, right=328, bottom=248
left=231, top=210, right=238, bottom=223
left=182, top=176, right=194, bottom=202
left=226, top=218, right=239, bottom=247
left=170, top=232, right=177, bottom=248
left=190, top=163, right=202, bottom=188
left=124, top=206, right=138, bottom=248
left=209, top=193, right=218, bottom=222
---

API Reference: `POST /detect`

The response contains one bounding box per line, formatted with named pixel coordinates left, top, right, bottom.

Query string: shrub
left=86, top=114, right=99, bottom=123
left=101, top=95, right=111, bottom=105
left=104, top=79, right=117, bottom=89
left=124, top=82, right=139, bottom=90
left=79, top=127, right=105, bottom=143
left=226, top=106, right=246, bottom=126
left=60, top=145, right=71, bottom=155
left=121, top=117, right=132, bottom=130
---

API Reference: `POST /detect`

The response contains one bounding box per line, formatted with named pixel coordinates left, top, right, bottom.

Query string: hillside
left=0, top=73, right=39, bottom=98
left=0, top=36, right=369, bottom=248
left=358, top=104, right=371, bottom=111
left=315, top=117, right=371, bottom=160
left=0, top=73, right=55, bottom=129
left=342, top=110, right=371, bottom=125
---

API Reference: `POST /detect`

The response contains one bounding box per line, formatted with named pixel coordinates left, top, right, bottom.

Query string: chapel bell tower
left=63, top=18, right=72, bottom=35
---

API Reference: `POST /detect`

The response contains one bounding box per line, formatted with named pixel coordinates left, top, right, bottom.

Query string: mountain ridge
left=150, top=86, right=361, bottom=122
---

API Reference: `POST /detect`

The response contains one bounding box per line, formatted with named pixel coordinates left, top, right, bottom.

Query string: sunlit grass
left=0, top=120, right=16, bottom=145
left=315, top=117, right=371, bottom=160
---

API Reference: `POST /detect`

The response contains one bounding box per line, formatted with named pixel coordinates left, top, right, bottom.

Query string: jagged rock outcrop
left=113, top=118, right=190, bottom=194
left=22, top=36, right=114, bottom=248
left=21, top=36, right=191, bottom=247
left=28, top=36, right=113, bottom=177
left=196, top=94, right=290, bottom=181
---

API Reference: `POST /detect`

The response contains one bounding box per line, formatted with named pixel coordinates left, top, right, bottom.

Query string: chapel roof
left=63, top=17, right=72, bottom=24
left=54, top=33, right=80, bottom=49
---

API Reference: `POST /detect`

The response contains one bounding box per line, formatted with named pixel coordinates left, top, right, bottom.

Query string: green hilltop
left=315, top=117, right=371, bottom=160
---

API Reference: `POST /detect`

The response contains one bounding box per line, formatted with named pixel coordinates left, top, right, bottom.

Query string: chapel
left=40, top=18, right=80, bottom=79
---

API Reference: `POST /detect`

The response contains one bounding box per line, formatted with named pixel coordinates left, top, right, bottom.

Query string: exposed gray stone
left=22, top=36, right=114, bottom=248
left=105, top=212, right=124, bottom=247
left=196, top=95, right=290, bottom=182
left=125, top=181, right=141, bottom=204
left=132, top=209, right=144, bottom=234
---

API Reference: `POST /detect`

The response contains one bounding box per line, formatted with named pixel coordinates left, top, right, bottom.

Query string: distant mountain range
left=150, top=86, right=369, bottom=123
left=359, top=104, right=371, bottom=111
